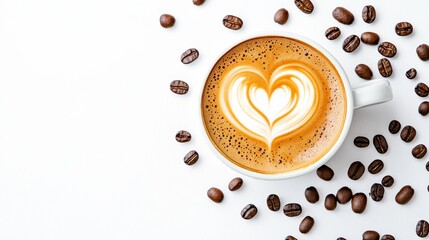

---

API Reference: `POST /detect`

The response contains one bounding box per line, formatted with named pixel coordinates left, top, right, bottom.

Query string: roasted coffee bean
left=355, top=64, right=373, bottom=80
left=299, top=216, right=314, bottom=234
left=395, top=185, right=414, bottom=205
left=419, top=101, right=429, bottom=116
left=207, top=187, right=224, bottom=203
left=368, top=159, right=384, bottom=174
left=316, top=165, right=334, bottom=181
left=274, top=8, right=289, bottom=25
left=175, top=130, right=191, bottom=143
left=381, top=234, right=395, bottom=240
left=324, top=194, right=337, bottom=210
left=228, top=177, right=243, bottom=191
left=348, top=161, right=365, bottom=180
left=222, top=15, right=243, bottom=30
left=181, top=48, right=199, bottom=64
left=378, top=42, right=397, bottom=58
left=401, top=125, right=416, bottom=142
left=325, top=27, right=341, bottom=40
left=370, top=183, right=385, bottom=202
left=416, top=44, right=429, bottom=61
left=305, top=186, right=319, bottom=203
left=354, top=136, right=370, bottom=147
left=184, top=150, right=199, bottom=165
left=332, top=7, right=354, bottom=25
left=285, top=236, right=297, bottom=240
left=388, top=120, right=401, bottom=134
left=395, top=22, right=413, bottom=36
left=426, top=161, right=429, bottom=172
left=362, top=5, right=376, bottom=23
left=373, top=134, right=388, bottom=154
left=416, top=220, right=429, bottom=237
left=336, top=186, right=352, bottom=204
left=343, top=35, right=360, bottom=52
left=241, top=204, right=257, bottom=220
left=415, top=82, right=429, bottom=97
left=267, top=194, right=281, bottom=211
left=412, top=144, right=427, bottom=159
left=283, top=203, right=302, bottom=217
left=170, top=80, right=189, bottom=95
left=406, top=68, right=417, bottom=79
left=160, top=14, right=175, bottom=28
left=337, top=238, right=346, bottom=240
left=378, top=58, right=393, bottom=77
left=382, top=175, right=394, bottom=187
left=361, top=32, right=380, bottom=45
left=363, top=230, right=380, bottom=240
left=192, top=0, right=205, bottom=6
left=294, top=0, right=314, bottom=14
left=352, top=192, right=367, bottom=213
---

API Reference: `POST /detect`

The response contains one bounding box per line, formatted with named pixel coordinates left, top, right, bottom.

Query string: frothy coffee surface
left=201, top=36, right=347, bottom=174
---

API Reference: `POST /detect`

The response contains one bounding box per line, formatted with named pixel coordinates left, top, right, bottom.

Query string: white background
left=0, top=0, right=429, bottom=239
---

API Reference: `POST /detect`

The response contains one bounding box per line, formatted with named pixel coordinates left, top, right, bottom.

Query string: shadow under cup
left=201, top=35, right=353, bottom=180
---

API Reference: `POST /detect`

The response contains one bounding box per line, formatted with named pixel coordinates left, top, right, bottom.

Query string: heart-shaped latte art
left=219, top=63, right=320, bottom=146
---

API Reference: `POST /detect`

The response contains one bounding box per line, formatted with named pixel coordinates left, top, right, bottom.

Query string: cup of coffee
left=200, top=33, right=392, bottom=180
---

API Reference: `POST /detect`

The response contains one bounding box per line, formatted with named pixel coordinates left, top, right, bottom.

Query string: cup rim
left=199, top=32, right=354, bottom=180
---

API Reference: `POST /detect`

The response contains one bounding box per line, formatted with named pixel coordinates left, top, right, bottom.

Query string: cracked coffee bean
left=228, top=177, right=243, bottom=191
left=207, top=187, right=224, bottom=203
left=160, top=14, right=175, bottom=28
left=415, top=82, right=429, bottom=97
left=361, top=32, right=380, bottom=45
left=274, top=8, right=289, bottom=25
left=332, top=7, right=354, bottom=25
left=416, top=220, right=429, bottom=238
left=283, top=203, right=302, bottom=217
left=406, top=68, right=417, bottom=79
left=395, top=185, right=414, bottom=205
left=363, top=230, right=380, bottom=240
left=343, top=35, right=360, bottom=52
left=184, top=150, right=199, bottom=165
left=373, top=134, right=388, bottom=154
left=370, top=183, right=385, bottom=202
left=348, top=161, right=365, bottom=180
left=294, top=0, right=314, bottom=14
left=368, top=159, right=384, bottom=174
left=299, top=216, right=314, bottom=234
left=325, top=26, right=341, bottom=40
left=222, top=15, right=243, bottom=30
left=175, top=130, right=191, bottom=143
left=355, top=64, right=373, bottom=80
left=382, top=175, right=394, bottom=187
left=181, top=48, right=199, bottom=64
left=378, top=58, right=393, bottom=77
left=354, top=136, right=370, bottom=147
left=395, top=22, right=413, bottom=36
left=401, top=125, right=416, bottom=142
left=267, top=194, right=281, bottom=211
left=362, top=5, right=376, bottom=23
left=352, top=192, right=367, bottom=213
left=419, top=101, right=429, bottom=116
left=378, top=42, right=397, bottom=58
left=241, top=204, right=258, bottom=220
left=325, top=194, right=337, bottom=210
left=412, top=144, right=427, bottom=159
left=416, top=44, right=429, bottom=61
left=337, top=186, right=352, bottom=204
left=316, top=165, right=334, bottom=181
left=388, top=120, right=401, bottom=134
left=305, top=186, right=319, bottom=203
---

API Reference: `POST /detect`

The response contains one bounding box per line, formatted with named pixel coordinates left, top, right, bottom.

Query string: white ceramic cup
left=200, top=33, right=393, bottom=180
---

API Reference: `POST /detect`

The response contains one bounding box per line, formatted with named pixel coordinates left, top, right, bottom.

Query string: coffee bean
left=416, top=44, right=429, bottom=61
left=373, top=134, right=388, bottom=154
left=343, top=35, right=360, bottom=52
left=416, top=220, right=429, bottom=237
left=324, top=194, right=337, bottom=210
left=192, top=0, right=205, bottom=6
left=412, top=144, right=427, bottom=159
left=283, top=203, right=302, bottom=217
left=400, top=125, right=416, bottom=142
left=336, top=186, right=353, bottom=204
left=361, top=32, right=380, bottom=45
left=362, top=5, right=376, bottom=23
left=184, top=150, right=199, bottom=165
left=207, top=187, right=224, bottom=203
left=382, top=175, right=394, bottom=187
left=355, top=64, right=373, bottom=80
left=354, top=136, right=370, bottom=147
left=337, top=238, right=346, bottom=240
left=181, top=48, right=199, bottom=64
left=381, top=234, right=395, bottom=240
left=406, top=68, right=417, bottom=79
left=419, top=102, right=429, bottom=116
left=395, top=22, right=413, bottom=36
left=294, top=0, right=314, bottom=14
left=222, top=15, right=243, bottom=30
left=415, top=82, right=429, bottom=97
left=228, top=177, right=243, bottom=191
left=267, top=194, right=281, bottom=211
left=299, top=216, right=314, bottom=234
left=170, top=80, right=189, bottom=95
left=352, top=192, right=367, bottom=213
left=426, top=161, right=429, bottom=172
left=363, top=230, right=380, bottom=240
left=241, top=204, right=257, bottom=220
left=285, top=236, right=297, bottom=240
left=325, top=26, right=341, bottom=40
left=332, top=7, right=354, bottom=25
left=175, top=130, right=191, bottom=143
left=395, top=185, right=414, bottom=205
left=378, top=42, right=397, bottom=58
left=305, top=186, right=319, bottom=203
left=160, top=14, right=175, bottom=28
left=370, top=183, right=385, bottom=202
left=274, top=8, right=289, bottom=25
left=368, top=159, right=384, bottom=174
left=316, top=165, right=334, bottom=181
left=377, top=58, right=393, bottom=77
left=348, top=161, right=365, bottom=180
left=388, top=120, right=401, bottom=134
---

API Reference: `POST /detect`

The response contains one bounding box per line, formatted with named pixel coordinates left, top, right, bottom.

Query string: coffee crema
left=201, top=36, right=347, bottom=174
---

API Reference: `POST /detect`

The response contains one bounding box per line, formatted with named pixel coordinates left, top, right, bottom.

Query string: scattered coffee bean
left=415, top=82, right=429, bottom=97
left=274, top=8, right=289, bottom=25
left=175, top=130, right=191, bottom=143
left=285, top=236, right=297, bottom=240
left=395, top=22, right=413, bottom=36
left=207, top=187, right=224, bottom=203
left=378, top=58, right=393, bottom=77
left=406, top=68, right=417, bottom=79
left=416, top=44, right=429, bottom=61
left=368, top=159, right=384, bottom=174
left=419, top=101, right=429, bottom=116
left=362, top=5, right=376, bottom=23
left=299, top=216, right=314, bottom=234
left=395, top=185, right=414, bottom=205
left=241, top=204, right=258, bottom=220
left=159, top=14, right=175, bottom=28
left=388, top=120, right=401, bottom=134
left=381, top=234, right=395, bottom=240
left=305, top=186, right=319, bottom=203
left=222, top=15, right=243, bottom=30
left=170, top=80, right=189, bottom=95
left=354, top=136, right=370, bottom=147
left=337, top=186, right=353, bottom=204
left=337, top=238, right=347, bottom=240
left=373, top=134, right=388, bottom=154
left=228, top=177, right=243, bottom=191
left=416, top=220, right=429, bottom=237
left=294, top=0, right=314, bottom=14
left=325, top=26, right=341, bottom=40
left=332, top=7, right=354, bottom=25
left=192, top=0, right=205, bottom=6
left=352, top=192, right=367, bottom=213
left=355, top=64, right=373, bottom=80
left=343, top=35, right=360, bottom=52
left=283, top=203, right=302, bottom=217
left=361, top=32, right=380, bottom=45
left=400, top=125, right=417, bottom=142
left=267, top=194, right=281, bottom=211
left=378, top=42, right=397, bottom=58
left=412, top=144, right=427, bottom=159
left=426, top=161, right=429, bottom=171
left=325, top=194, right=337, bottom=210
left=382, top=175, right=394, bottom=187
left=363, top=230, right=380, bottom=240
left=184, top=150, right=199, bottom=165
left=181, top=48, right=199, bottom=64
left=316, top=165, right=334, bottom=181
left=370, top=183, right=385, bottom=202
left=348, top=161, right=365, bottom=180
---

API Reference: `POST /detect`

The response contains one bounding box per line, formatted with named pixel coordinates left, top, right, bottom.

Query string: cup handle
left=352, top=79, right=393, bottom=109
